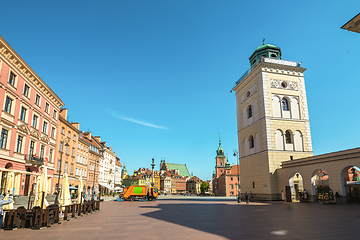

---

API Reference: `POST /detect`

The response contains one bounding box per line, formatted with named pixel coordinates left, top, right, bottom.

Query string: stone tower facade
left=232, top=44, right=313, bottom=200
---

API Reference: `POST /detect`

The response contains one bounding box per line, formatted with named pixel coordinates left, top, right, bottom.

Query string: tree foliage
left=200, top=181, right=209, bottom=193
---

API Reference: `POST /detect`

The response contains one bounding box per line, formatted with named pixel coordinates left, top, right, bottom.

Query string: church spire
left=216, top=133, right=225, bottom=157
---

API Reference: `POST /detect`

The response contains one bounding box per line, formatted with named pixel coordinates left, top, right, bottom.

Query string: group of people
left=244, top=191, right=253, bottom=204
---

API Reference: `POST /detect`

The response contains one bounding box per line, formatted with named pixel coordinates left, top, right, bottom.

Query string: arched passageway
left=339, top=165, right=360, bottom=203
left=310, top=169, right=331, bottom=202
left=288, top=172, right=304, bottom=201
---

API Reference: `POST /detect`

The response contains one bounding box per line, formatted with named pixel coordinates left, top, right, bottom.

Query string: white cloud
left=106, top=108, right=169, bottom=130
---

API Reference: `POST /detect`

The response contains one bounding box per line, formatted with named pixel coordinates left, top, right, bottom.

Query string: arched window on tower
left=285, top=130, right=292, bottom=144
left=249, top=135, right=254, bottom=149
left=282, top=98, right=289, bottom=111
left=248, top=105, right=252, bottom=118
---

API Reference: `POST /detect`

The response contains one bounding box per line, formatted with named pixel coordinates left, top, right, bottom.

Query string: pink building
left=212, top=136, right=240, bottom=196
left=216, top=165, right=240, bottom=197
left=0, top=35, right=64, bottom=196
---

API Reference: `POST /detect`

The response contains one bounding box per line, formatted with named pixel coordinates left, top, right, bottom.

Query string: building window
left=35, top=94, right=40, bottom=106
left=230, top=184, right=234, bottom=189
left=0, top=129, right=9, bottom=149
left=53, top=110, right=57, bottom=119
left=70, top=164, right=73, bottom=174
left=23, top=85, right=31, bottom=98
left=61, top=127, right=64, bottom=134
left=64, top=162, right=68, bottom=173
left=8, top=72, right=16, bottom=86
left=285, top=130, right=292, bottom=144
left=77, top=155, right=79, bottom=163
left=249, top=135, right=254, bottom=149
left=73, top=134, right=76, bottom=141
left=282, top=98, right=289, bottom=111
left=72, top=147, right=75, bottom=156
left=45, top=103, right=49, bottom=113
left=32, top=115, right=38, bottom=128
left=16, top=135, right=23, bottom=153
left=20, top=107, right=27, bottom=122
left=68, top=131, right=70, bottom=138
left=51, top=127, right=55, bottom=139
left=42, top=121, right=48, bottom=133
left=49, top=149, right=53, bottom=163
left=248, top=105, right=252, bottom=118
left=29, top=141, right=35, bottom=156
left=76, top=168, right=78, bottom=175
left=66, top=145, right=69, bottom=155
left=40, top=145, right=45, bottom=159
left=230, top=177, right=233, bottom=181
left=4, top=97, right=13, bottom=114
left=59, top=142, right=63, bottom=152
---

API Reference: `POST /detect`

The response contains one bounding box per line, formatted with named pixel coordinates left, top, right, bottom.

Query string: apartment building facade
left=0, top=35, right=64, bottom=196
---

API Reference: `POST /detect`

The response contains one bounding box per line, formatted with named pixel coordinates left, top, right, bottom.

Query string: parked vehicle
left=118, top=185, right=158, bottom=201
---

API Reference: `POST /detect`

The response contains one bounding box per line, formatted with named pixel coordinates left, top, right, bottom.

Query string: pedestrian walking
left=245, top=192, right=249, bottom=204
left=0, top=190, right=13, bottom=230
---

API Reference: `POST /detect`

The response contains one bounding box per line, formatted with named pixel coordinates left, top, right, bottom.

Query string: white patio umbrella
left=77, top=176, right=83, bottom=204
left=3, top=171, right=14, bottom=210
left=33, top=176, right=41, bottom=208
left=34, top=166, right=49, bottom=209
left=59, top=173, right=71, bottom=211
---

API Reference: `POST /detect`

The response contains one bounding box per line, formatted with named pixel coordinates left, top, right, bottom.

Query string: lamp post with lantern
left=55, top=137, right=70, bottom=204
left=233, top=149, right=241, bottom=203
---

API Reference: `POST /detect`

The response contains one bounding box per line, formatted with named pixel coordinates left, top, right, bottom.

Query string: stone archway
left=288, top=172, right=304, bottom=201
left=310, top=168, right=331, bottom=201
left=339, top=165, right=360, bottom=202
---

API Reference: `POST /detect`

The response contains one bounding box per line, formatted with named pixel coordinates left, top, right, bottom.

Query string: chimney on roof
left=60, top=108, right=68, bottom=120
left=94, top=136, right=101, bottom=142
left=71, top=122, right=80, bottom=130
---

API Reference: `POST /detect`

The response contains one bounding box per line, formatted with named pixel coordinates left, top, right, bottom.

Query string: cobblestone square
left=2, top=197, right=360, bottom=239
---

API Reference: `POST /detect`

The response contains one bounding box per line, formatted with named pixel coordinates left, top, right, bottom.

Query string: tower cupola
left=249, top=43, right=282, bottom=66
left=216, top=134, right=226, bottom=157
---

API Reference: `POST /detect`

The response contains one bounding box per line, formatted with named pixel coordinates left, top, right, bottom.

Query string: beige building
left=232, top=44, right=313, bottom=200
left=53, top=108, right=80, bottom=194
left=75, top=129, right=90, bottom=195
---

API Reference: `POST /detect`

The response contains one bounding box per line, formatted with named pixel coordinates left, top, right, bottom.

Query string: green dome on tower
left=216, top=134, right=226, bottom=158
left=225, top=157, right=231, bottom=169
left=249, top=43, right=282, bottom=66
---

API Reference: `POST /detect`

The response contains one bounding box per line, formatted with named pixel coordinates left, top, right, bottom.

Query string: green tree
left=200, top=181, right=209, bottom=193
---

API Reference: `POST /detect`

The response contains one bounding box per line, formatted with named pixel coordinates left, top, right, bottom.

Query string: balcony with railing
left=232, top=57, right=302, bottom=90
left=25, top=155, right=44, bottom=167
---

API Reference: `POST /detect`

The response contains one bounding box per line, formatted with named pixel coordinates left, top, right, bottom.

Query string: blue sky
left=1, top=1, right=359, bottom=180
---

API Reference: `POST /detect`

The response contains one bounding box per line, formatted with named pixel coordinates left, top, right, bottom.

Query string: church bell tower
left=232, top=43, right=313, bottom=200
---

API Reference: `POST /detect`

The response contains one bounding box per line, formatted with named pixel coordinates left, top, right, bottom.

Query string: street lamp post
left=55, top=138, right=70, bottom=204
left=92, top=156, right=97, bottom=201
left=151, top=158, right=155, bottom=187
left=113, top=168, right=117, bottom=197
left=233, top=149, right=241, bottom=203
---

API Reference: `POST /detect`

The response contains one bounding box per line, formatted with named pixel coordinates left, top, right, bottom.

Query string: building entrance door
left=24, top=174, right=31, bottom=196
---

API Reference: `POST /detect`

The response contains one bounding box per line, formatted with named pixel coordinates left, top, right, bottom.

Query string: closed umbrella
left=33, top=176, right=41, bottom=208
left=59, top=173, right=71, bottom=211
left=77, top=176, right=83, bottom=204
left=34, top=166, right=49, bottom=209
left=3, top=171, right=14, bottom=210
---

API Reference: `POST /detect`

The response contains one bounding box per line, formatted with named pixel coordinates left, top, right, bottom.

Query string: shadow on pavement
left=140, top=201, right=360, bottom=239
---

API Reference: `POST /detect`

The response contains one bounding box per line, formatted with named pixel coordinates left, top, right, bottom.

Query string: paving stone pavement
left=2, top=197, right=360, bottom=240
